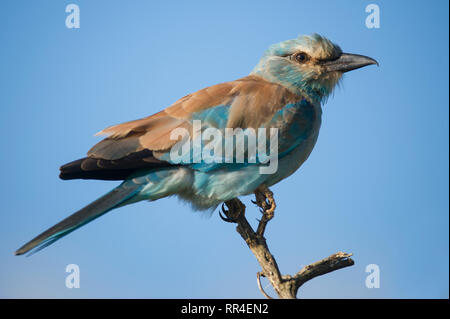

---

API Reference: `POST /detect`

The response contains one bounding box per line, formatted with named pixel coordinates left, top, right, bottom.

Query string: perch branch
left=256, top=272, right=274, bottom=299
left=220, top=186, right=354, bottom=299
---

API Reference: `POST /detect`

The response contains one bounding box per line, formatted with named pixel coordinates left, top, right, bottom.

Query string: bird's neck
left=250, top=60, right=332, bottom=105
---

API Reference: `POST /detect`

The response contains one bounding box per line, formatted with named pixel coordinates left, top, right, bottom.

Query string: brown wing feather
left=60, top=75, right=302, bottom=180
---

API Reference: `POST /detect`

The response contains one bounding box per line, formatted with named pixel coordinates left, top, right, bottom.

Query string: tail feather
left=15, top=183, right=141, bottom=256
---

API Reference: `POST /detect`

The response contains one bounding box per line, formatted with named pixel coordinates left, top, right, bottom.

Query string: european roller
left=15, top=34, right=377, bottom=256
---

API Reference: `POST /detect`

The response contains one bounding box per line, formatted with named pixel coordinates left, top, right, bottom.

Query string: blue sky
left=0, top=0, right=448, bottom=298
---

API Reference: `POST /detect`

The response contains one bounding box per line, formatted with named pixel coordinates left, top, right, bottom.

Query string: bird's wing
left=60, top=75, right=304, bottom=180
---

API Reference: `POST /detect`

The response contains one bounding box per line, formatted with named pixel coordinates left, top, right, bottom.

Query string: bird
left=15, top=34, right=377, bottom=256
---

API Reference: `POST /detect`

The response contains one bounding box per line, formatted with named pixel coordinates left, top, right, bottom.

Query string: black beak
left=323, top=53, right=378, bottom=73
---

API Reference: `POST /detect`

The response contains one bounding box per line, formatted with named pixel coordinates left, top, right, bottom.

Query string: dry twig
left=220, top=185, right=354, bottom=299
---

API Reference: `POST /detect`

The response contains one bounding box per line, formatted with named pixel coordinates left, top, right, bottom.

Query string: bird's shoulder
left=97, top=75, right=302, bottom=136
left=87, top=76, right=304, bottom=160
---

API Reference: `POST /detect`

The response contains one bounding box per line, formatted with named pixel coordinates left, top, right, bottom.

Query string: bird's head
left=251, top=34, right=378, bottom=103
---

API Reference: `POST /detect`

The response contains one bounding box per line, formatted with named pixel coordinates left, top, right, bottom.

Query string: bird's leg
left=219, top=198, right=246, bottom=223
left=252, top=185, right=276, bottom=236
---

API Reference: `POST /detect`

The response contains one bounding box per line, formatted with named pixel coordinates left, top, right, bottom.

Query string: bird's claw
left=219, top=203, right=237, bottom=223
left=253, top=185, right=276, bottom=236
left=219, top=199, right=245, bottom=223
left=253, top=185, right=276, bottom=220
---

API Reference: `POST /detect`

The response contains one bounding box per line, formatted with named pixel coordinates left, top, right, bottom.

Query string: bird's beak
left=323, top=53, right=378, bottom=73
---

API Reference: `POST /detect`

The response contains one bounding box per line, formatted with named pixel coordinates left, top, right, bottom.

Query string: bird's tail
left=15, top=182, right=142, bottom=256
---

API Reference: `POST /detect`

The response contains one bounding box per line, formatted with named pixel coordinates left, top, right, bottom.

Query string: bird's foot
left=252, top=185, right=276, bottom=236
left=219, top=198, right=246, bottom=223
left=252, top=185, right=276, bottom=218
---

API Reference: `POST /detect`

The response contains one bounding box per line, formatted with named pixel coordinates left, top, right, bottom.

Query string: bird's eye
left=294, top=52, right=309, bottom=63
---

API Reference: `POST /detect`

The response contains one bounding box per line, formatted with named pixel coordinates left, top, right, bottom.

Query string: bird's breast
left=264, top=99, right=322, bottom=186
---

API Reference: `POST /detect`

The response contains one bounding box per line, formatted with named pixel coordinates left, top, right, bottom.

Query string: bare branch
left=291, top=252, right=355, bottom=296
left=256, top=272, right=274, bottom=299
left=220, top=188, right=354, bottom=299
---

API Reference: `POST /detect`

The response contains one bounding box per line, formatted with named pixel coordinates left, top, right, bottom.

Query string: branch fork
left=220, top=185, right=354, bottom=299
